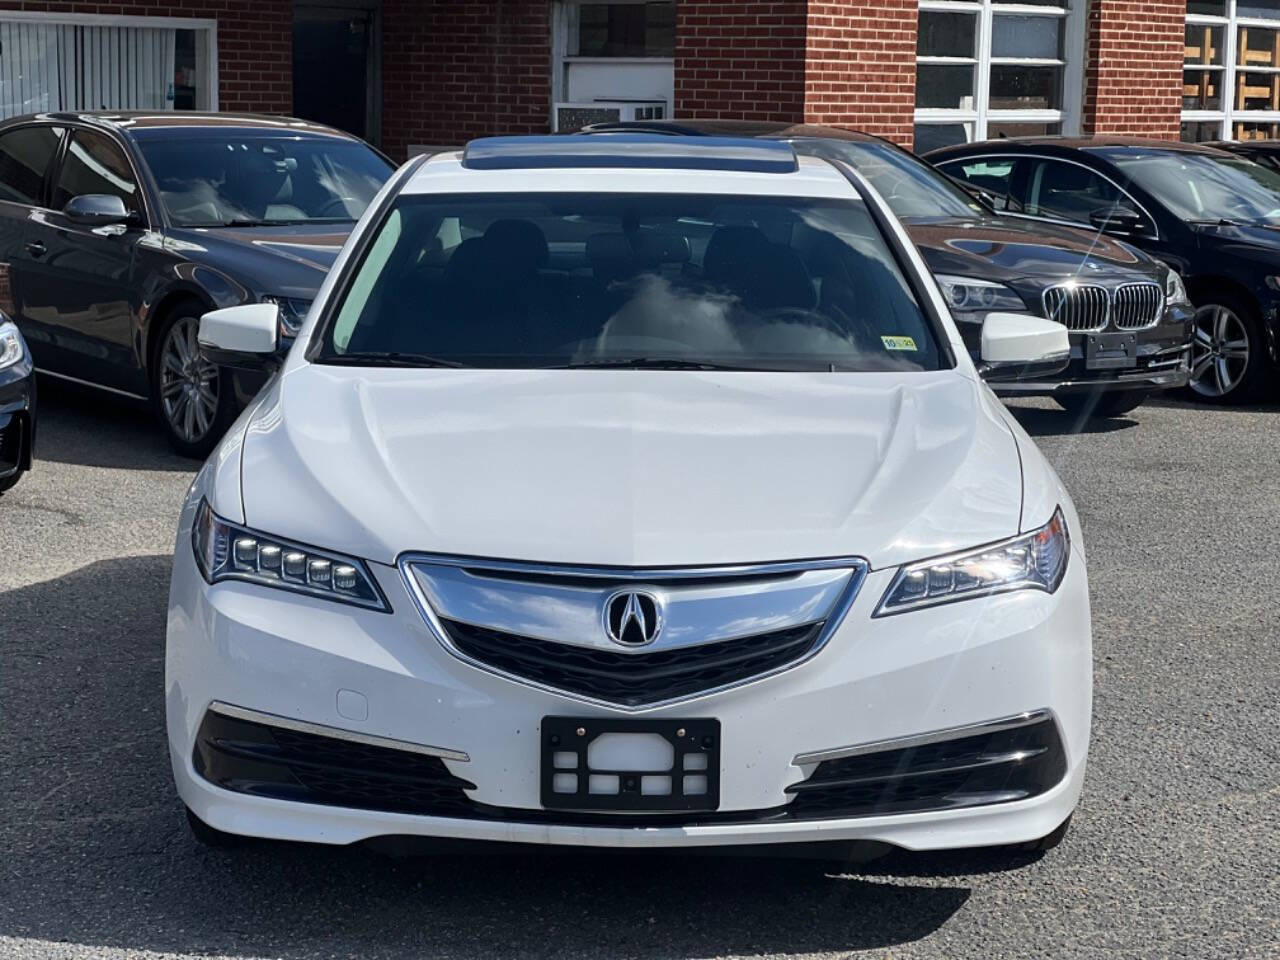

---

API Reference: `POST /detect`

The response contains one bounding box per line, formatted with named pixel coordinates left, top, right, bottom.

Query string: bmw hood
left=237, top=368, right=1024, bottom=570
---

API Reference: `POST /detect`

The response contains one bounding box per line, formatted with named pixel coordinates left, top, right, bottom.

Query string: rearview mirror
left=978, top=313, right=1070, bottom=383
left=1089, top=204, right=1149, bottom=237
left=198, top=303, right=281, bottom=372
left=63, top=194, right=132, bottom=227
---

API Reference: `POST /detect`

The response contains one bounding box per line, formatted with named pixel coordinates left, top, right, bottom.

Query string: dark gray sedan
left=0, top=112, right=393, bottom=456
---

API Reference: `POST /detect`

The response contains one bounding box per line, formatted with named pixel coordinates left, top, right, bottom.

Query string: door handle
left=25, top=240, right=46, bottom=258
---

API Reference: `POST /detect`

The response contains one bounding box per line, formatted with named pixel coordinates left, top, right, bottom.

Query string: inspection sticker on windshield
left=881, top=336, right=918, bottom=352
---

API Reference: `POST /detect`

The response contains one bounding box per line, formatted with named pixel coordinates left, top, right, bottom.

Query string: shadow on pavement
left=0, top=556, right=975, bottom=959
left=1004, top=404, right=1141, bottom=438
left=32, top=376, right=193, bottom=472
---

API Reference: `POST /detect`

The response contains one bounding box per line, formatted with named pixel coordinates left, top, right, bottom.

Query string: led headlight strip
left=192, top=499, right=388, bottom=611
left=875, top=508, right=1069, bottom=616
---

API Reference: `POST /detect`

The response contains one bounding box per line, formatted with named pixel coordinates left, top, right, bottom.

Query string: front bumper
left=167, top=514, right=1092, bottom=851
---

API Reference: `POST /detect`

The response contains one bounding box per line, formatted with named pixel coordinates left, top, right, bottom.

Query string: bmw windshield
left=317, top=193, right=946, bottom=372
left=1099, top=148, right=1280, bottom=225
left=800, top=140, right=983, bottom=221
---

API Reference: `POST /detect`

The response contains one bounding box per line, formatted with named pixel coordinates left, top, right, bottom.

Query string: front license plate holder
left=1085, top=332, right=1138, bottom=370
left=540, top=716, right=721, bottom=812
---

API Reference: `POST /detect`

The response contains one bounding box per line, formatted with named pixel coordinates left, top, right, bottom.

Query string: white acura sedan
left=167, top=134, right=1091, bottom=856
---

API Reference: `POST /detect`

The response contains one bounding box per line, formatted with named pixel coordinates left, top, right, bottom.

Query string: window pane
left=942, top=159, right=1017, bottom=211
left=0, top=125, right=63, bottom=205
left=578, top=2, right=675, bottom=58
left=1238, top=1, right=1280, bottom=19
left=1236, top=70, right=1280, bottom=110
left=991, top=16, right=1063, bottom=60
left=1235, top=119, right=1280, bottom=139
left=1187, top=0, right=1226, bottom=14
left=986, top=121, right=1062, bottom=139
left=1180, top=120, right=1224, bottom=142
left=1025, top=160, right=1124, bottom=224
left=989, top=65, right=1063, bottom=110
left=1237, top=26, right=1280, bottom=68
left=918, top=11, right=976, bottom=58
left=52, top=131, right=141, bottom=214
left=916, top=64, right=976, bottom=109
left=913, top=122, right=971, bottom=154
left=1184, top=69, right=1224, bottom=109
left=1185, top=24, right=1223, bottom=66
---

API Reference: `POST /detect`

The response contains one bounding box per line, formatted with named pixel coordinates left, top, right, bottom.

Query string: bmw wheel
left=152, top=300, right=236, bottom=458
left=1188, top=296, right=1268, bottom=404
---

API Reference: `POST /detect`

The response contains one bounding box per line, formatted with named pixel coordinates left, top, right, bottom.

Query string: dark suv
left=587, top=121, right=1193, bottom=419
left=0, top=112, right=394, bottom=456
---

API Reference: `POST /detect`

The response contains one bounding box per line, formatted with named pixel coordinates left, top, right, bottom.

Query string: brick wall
left=1083, top=0, right=1184, bottom=138
left=381, top=0, right=551, bottom=160
left=804, top=1, right=916, bottom=145
left=0, top=1, right=293, bottom=115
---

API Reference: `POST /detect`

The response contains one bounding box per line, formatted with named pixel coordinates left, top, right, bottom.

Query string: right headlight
left=192, top=499, right=388, bottom=611
left=875, top=508, right=1069, bottom=616
left=934, top=275, right=1028, bottom=323
left=0, top=320, right=25, bottom=370
left=1164, top=269, right=1190, bottom=307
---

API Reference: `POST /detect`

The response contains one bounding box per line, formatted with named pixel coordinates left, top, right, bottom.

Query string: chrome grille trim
left=1111, top=282, right=1163, bottom=330
left=1043, top=283, right=1110, bottom=332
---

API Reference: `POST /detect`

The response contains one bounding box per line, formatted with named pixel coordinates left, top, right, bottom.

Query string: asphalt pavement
left=1, top=380, right=1277, bottom=959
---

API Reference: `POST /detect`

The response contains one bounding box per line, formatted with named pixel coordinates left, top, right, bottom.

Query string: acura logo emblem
left=604, top=591, right=662, bottom=646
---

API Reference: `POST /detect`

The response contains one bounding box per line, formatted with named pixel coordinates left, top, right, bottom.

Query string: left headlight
left=875, top=508, right=1070, bottom=616
left=1165, top=268, right=1190, bottom=307
left=934, top=275, right=1028, bottom=323
left=0, top=321, right=25, bottom=370
left=261, top=296, right=313, bottom=339
left=192, top=499, right=389, bottom=611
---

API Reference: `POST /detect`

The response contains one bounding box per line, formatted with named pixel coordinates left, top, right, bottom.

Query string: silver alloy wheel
left=1189, top=304, right=1249, bottom=398
left=159, top=315, right=219, bottom=443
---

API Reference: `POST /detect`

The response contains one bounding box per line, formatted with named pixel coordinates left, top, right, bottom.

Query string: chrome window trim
left=397, top=553, right=870, bottom=713
left=792, top=708, right=1057, bottom=766
left=207, top=700, right=471, bottom=763
left=936, top=151, right=1161, bottom=240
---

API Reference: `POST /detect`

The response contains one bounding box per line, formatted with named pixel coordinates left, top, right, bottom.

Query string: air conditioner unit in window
left=553, top=100, right=668, bottom=133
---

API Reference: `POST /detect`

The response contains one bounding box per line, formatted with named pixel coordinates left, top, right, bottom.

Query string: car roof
left=406, top=137, right=860, bottom=199
left=928, top=135, right=1234, bottom=158
left=582, top=118, right=885, bottom=145
left=6, top=111, right=357, bottom=141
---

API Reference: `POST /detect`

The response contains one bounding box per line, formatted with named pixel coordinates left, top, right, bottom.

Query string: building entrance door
left=293, top=2, right=380, bottom=144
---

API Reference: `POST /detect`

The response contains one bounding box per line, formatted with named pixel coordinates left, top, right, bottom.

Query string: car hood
left=905, top=216, right=1156, bottom=283
left=166, top=224, right=353, bottom=300
left=237, top=368, right=1024, bottom=570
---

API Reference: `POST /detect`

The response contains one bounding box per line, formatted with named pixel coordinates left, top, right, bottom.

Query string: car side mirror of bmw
left=63, top=193, right=134, bottom=228
left=977, top=312, right=1071, bottom=383
left=1089, top=204, right=1150, bottom=237
left=198, top=303, right=282, bottom=373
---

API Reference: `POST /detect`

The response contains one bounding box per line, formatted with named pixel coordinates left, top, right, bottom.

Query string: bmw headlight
left=875, top=508, right=1069, bottom=616
left=1165, top=269, right=1190, bottom=307
left=192, top=499, right=388, bottom=611
left=261, top=296, right=313, bottom=339
left=934, top=275, right=1027, bottom=323
left=0, top=320, right=25, bottom=370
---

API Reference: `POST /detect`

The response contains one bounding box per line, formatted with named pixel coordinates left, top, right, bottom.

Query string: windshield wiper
left=555, top=357, right=770, bottom=371
left=322, top=352, right=469, bottom=368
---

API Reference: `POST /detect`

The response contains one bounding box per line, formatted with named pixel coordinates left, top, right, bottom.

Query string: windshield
left=317, top=192, right=944, bottom=372
left=138, top=135, right=393, bottom=227
left=1101, top=148, right=1280, bottom=224
left=795, top=140, right=982, bottom=220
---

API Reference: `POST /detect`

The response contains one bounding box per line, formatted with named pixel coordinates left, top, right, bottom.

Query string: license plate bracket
left=1085, top=332, right=1138, bottom=369
left=540, top=716, right=721, bottom=811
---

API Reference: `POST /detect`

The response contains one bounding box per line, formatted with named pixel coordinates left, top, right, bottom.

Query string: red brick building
left=0, top=2, right=1262, bottom=159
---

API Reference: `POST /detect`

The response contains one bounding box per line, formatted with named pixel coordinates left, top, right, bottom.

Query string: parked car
left=1209, top=138, right=1280, bottom=172
left=928, top=136, right=1280, bottom=404
left=0, top=112, right=395, bottom=456
left=169, top=135, right=1090, bottom=858
left=0, top=316, right=34, bottom=494
left=583, top=121, right=1194, bottom=419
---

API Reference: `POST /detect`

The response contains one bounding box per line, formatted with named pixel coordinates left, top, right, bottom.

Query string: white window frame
left=1182, top=1, right=1280, bottom=140
left=914, top=0, right=1085, bottom=145
left=550, top=0, right=675, bottom=110
left=0, top=10, right=218, bottom=111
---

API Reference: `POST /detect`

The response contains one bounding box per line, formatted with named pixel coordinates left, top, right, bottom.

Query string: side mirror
left=1089, top=204, right=1149, bottom=237
left=978, top=312, right=1070, bottom=383
left=63, top=194, right=131, bottom=227
left=198, top=303, right=281, bottom=372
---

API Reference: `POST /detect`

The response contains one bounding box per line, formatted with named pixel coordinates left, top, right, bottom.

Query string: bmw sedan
left=0, top=111, right=393, bottom=456
left=929, top=136, right=1280, bottom=404
left=168, top=135, right=1091, bottom=858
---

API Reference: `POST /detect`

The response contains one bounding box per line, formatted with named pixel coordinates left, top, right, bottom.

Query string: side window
left=0, top=126, right=65, bottom=206
left=943, top=158, right=1017, bottom=211
left=52, top=131, right=142, bottom=217
left=1024, top=159, right=1124, bottom=225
